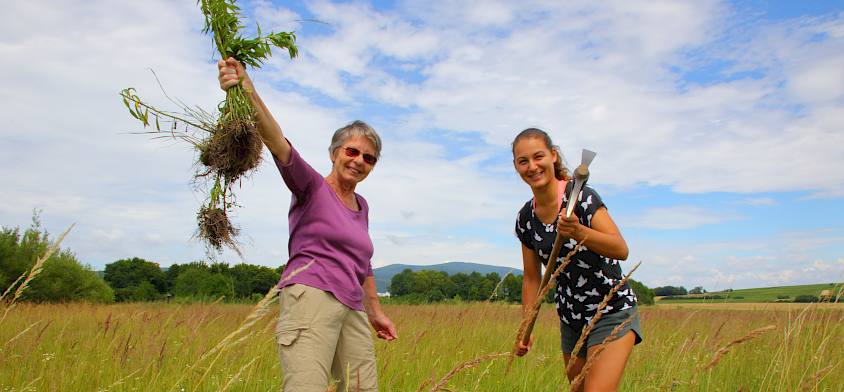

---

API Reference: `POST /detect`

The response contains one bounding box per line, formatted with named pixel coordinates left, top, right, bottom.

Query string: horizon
left=1, top=0, right=843, bottom=292
left=90, top=259, right=842, bottom=292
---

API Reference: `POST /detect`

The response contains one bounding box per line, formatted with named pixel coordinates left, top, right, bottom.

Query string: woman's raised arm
left=218, top=57, right=291, bottom=163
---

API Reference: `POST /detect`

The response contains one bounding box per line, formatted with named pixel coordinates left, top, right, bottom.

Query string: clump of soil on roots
left=197, top=206, right=240, bottom=254
left=198, top=120, right=263, bottom=181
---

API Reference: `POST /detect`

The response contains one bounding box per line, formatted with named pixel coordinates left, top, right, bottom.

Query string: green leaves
left=224, top=31, right=298, bottom=67
left=121, top=88, right=150, bottom=127
left=118, top=87, right=213, bottom=144
left=118, top=1, right=301, bottom=256
left=198, top=0, right=298, bottom=66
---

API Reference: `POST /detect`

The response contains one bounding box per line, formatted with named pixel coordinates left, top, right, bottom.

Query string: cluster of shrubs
left=387, top=268, right=656, bottom=305
left=659, top=293, right=840, bottom=303
left=105, top=258, right=282, bottom=303
left=660, top=295, right=740, bottom=300
left=793, top=295, right=842, bottom=303
left=1, top=216, right=113, bottom=303
left=1, top=215, right=281, bottom=303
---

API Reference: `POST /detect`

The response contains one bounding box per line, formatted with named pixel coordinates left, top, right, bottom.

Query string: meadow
left=1, top=300, right=842, bottom=391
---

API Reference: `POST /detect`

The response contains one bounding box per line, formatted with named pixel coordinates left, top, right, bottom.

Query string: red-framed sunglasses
left=344, top=147, right=378, bottom=165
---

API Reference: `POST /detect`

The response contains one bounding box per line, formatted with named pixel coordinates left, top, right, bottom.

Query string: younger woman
left=512, top=128, right=641, bottom=391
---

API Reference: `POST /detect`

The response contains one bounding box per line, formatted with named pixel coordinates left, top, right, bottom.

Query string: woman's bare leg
left=582, top=331, right=635, bottom=392
left=563, top=353, right=587, bottom=392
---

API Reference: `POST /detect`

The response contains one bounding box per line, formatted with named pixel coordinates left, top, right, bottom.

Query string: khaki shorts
left=277, top=284, right=378, bottom=392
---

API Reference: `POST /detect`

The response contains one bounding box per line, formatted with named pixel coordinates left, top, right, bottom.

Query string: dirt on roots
left=197, top=206, right=240, bottom=253
left=198, top=120, right=263, bottom=181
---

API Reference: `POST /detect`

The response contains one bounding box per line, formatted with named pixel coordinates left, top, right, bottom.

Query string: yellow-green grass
left=1, top=302, right=841, bottom=391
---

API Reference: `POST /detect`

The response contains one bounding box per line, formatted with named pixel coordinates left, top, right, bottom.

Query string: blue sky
left=1, top=0, right=843, bottom=290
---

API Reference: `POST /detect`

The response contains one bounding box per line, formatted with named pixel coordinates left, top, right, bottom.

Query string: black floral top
left=515, top=182, right=637, bottom=330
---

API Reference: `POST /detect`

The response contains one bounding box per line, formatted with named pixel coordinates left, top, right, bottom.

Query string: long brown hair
left=512, top=128, right=568, bottom=181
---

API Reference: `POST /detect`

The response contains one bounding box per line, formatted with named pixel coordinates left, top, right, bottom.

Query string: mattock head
left=565, top=149, right=596, bottom=218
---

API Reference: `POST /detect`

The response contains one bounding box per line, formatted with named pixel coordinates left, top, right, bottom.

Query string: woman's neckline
left=325, top=179, right=362, bottom=213
left=532, top=179, right=567, bottom=225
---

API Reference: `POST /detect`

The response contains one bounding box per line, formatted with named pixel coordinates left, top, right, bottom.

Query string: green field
left=1, top=301, right=842, bottom=391
left=657, top=283, right=843, bottom=303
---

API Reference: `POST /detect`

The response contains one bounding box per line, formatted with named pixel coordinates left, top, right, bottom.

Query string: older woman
left=218, top=58, right=396, bottom=392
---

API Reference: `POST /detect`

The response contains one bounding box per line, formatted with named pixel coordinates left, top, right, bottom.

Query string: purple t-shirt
left=274, top=145, right=374, bottom=311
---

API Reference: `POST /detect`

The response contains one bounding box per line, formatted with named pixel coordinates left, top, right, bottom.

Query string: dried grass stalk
left=799, top=364, right=835, bottom=392
left=486, top=270, right=513, bottom=302
left=0, top=273, right=24, bottom=304
left=105, top=368, right=143, bottom=391
left=507, top=238, right=587, bottom=371
left=423, top=352, right=510, bottom=392
left=703, top=324, right=776, bottom=370
left=570, top=314, right=635, bottom=390
left=3, top=320, right=42, bottom=349
left=220, top=355, right=261, bottom=392
left=0, top=224, right=74, bottom=323
left=566, top=261, right=642, bottom=374
left=170, top=259, right=315, bottom=392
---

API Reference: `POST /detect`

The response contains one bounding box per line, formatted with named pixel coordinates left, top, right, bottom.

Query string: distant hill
left=373, top=262, right=522, bottom=293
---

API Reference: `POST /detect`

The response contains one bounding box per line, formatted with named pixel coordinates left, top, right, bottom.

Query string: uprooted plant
left=120, top=0, right=297, bottom=255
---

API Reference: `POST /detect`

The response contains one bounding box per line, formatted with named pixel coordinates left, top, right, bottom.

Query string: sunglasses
left=344, top=147, right=378, bottom=165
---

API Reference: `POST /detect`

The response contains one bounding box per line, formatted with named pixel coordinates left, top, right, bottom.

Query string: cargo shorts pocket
left=277, top=326, right=306, bottom=346
left=277, top=284, right=311, bottom=347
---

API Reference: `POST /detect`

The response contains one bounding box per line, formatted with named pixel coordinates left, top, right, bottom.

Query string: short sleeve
left=576, top=186, right=605, bottom=228
left=274, top=143, right=323, bottom=202
left=514, top=202, right=534, bottom=249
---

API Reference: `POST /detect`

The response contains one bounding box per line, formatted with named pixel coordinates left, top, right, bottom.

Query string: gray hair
left=328, top=120, right=382, bottom=159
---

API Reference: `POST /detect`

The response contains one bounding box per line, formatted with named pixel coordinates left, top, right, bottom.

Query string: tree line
left=105, top=258, right=282, bottom=302
left=652, top=285, right=708, bottom=296
left=388, top=268, right=655, bottom=305
left=2, top=216, right=656, bottom=305
left=1, top=215, right=281, bottom=303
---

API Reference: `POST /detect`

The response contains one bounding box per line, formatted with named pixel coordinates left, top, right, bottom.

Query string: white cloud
left=735, top=197, right=777, bottom=207
left=253, top=0, right=302, bottom=33
left=803, top=259, right=844, bottom=273
left=262, top=1, right=844, bottom=197
left=788, top=54, right=844, bottom=103
left=1, top=0, right=842, bottom=287
left=629, top=231, right=844, bottom=290
left=622, top=206, right=737, bottom=230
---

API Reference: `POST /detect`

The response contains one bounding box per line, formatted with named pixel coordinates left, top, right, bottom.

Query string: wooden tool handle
left=520, top=231, right=565, bottom=345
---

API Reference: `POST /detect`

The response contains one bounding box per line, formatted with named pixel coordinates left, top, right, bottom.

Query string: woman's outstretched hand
left=217, top=57, right=253, bottom=91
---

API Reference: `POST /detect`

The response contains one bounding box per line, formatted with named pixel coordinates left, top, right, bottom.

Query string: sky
left=1, top=0, right=843, bottom=291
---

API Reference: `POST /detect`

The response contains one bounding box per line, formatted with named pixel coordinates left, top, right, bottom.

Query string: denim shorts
left=560, top=305, right=643, bottom=359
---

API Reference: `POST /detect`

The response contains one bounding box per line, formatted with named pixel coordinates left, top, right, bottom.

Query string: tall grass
left=0, top=301, right=842, bottom=390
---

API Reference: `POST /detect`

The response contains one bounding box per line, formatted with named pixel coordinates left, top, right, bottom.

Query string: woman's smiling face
left=331, top=135, right=377, bottom=184
left=513, top=136, right=558, bottom=189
